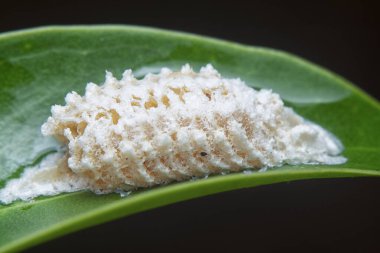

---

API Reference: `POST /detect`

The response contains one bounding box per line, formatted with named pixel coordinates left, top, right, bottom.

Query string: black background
left=1, top=0, right=379, bottom=252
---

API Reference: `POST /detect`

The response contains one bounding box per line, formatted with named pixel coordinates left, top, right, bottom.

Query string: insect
left=0, top=64, right=346, bottom=204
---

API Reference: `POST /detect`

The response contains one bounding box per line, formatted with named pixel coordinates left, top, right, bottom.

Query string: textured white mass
left=0, top=152, right=91, bottom=204
left=0, top=64, right=346, bottom=204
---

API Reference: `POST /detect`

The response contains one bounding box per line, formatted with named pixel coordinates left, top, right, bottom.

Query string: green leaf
left=0, top=25, right=379, bottom=252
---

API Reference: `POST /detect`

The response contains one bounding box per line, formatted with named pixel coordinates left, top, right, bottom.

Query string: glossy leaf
left=0, top=26, right=379, bottom=252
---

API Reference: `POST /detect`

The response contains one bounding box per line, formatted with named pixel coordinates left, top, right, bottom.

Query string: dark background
left=1, top=0, right=379, bottom=252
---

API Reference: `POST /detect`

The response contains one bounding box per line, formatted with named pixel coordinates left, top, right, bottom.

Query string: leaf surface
left=0, top=26, right=379, bottom=252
